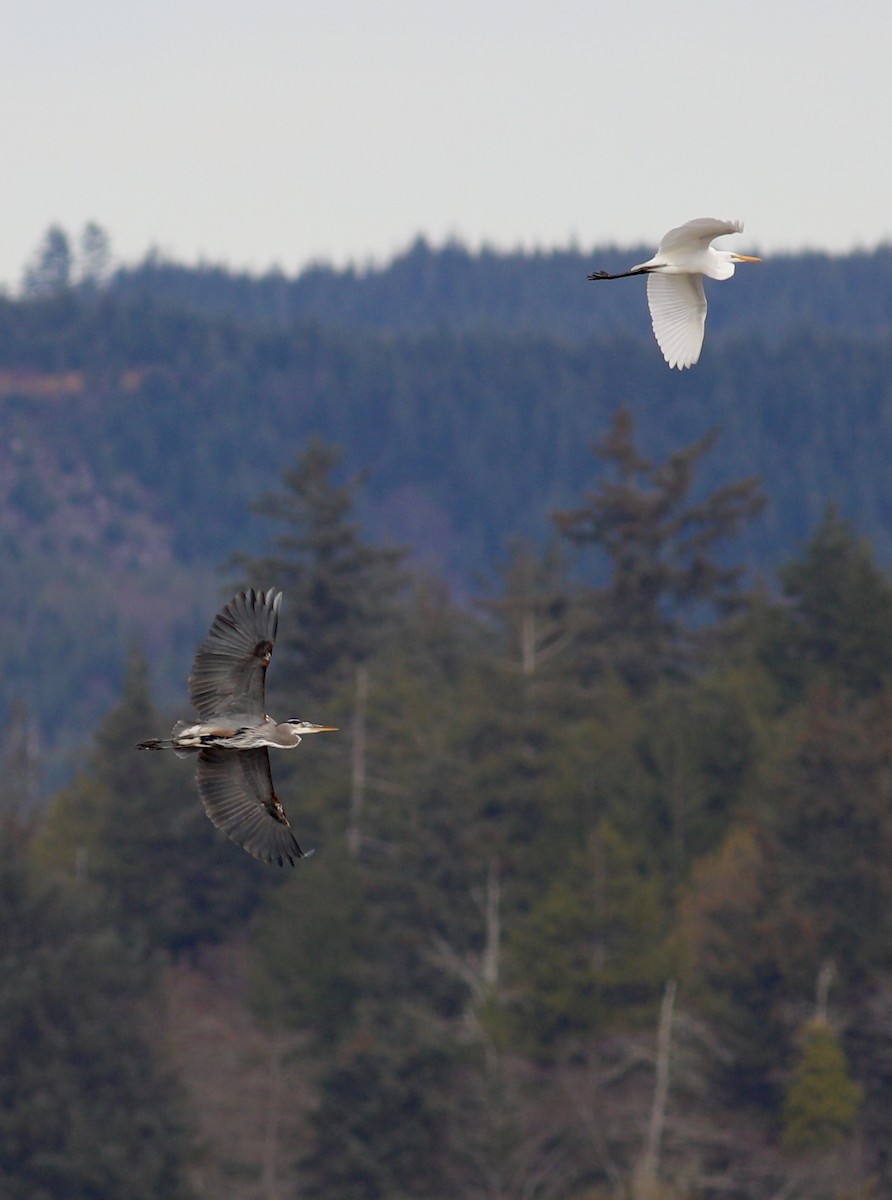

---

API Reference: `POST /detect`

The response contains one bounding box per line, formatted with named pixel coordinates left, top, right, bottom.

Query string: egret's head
left=713, top=250, right=761, bottom=281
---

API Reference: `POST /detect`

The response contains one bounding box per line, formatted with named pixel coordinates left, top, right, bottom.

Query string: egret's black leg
left=587, top=266, right=653, bottom=282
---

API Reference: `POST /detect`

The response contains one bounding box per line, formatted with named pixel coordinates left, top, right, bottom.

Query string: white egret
left=588, top=218, right=761, bottom=369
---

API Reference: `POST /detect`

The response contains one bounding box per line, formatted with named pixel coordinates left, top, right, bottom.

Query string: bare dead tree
left=634, top=979, right=677, bottom=1199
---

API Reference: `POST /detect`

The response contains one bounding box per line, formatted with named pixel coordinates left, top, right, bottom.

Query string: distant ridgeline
left=107, top=235, right=892, bottom=342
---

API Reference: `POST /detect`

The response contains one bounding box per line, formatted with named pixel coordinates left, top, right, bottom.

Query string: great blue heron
left=138, top=588, right=336, bottom=865
left=588, top=218, right=761, bottom=369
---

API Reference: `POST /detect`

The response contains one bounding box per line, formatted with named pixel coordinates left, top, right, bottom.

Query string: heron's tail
left=137, top=736, right=198, bottom=758
left=138, top=718, right=201, bottom=755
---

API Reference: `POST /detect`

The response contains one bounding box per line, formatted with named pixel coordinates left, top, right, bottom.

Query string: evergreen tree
left=299, top=1008, right=455, bottom=1200
left=553, top=408, right=764, bottom=692
left=462, top=540, right=608, bottom=920
left=38, top=648, right=266, bottom=952
left=759, top=503, right=892, bottom=699
left=21, top=224, right=73, bottom=297
left=0, top=832, right=197, bottom=1199
left=508, top=821, right=671, bottom=1056
left=463, top=542, right=575, bottom=876
left=633, top=666, right=772, bottom=882
left=769, top=687, right=892, bottom=981
left=0, top=701, right=40, bottom=824
left=231, top=437, right=407, bottom=704
left=478, top=539, right=572, bottom=688
left=782, top=1019, right=862, bottom=1153
left=78, top=221, right=113, bottom=289
left=845, top=982, right=892, bottom=1191
left=678, top=824, right=815, bottom=1107
left=248, top=841, right=364, bottom=1045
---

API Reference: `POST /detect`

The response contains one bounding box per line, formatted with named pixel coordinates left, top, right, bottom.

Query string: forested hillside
left=3, top=237, right=892, bottom=1197
left=6, top=422, right=892, bottom=1198
left=3, top=236, right=892, bottom=774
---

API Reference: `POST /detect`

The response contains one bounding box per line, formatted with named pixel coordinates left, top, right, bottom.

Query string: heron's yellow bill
left=733, top=254, right=762, bottom=262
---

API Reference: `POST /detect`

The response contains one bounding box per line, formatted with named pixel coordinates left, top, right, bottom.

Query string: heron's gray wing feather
left=196, top=746, right=308, bottom=866
left=189, top=588, right=281, bottom=721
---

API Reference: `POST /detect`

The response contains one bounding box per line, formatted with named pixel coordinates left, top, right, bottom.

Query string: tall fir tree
left=769, top=687, right=892, bottom=981
left=759, top=502, right=892, bottom=699
left=0, top=830, right=197, bottom=1199
left=21, top=224, right=73, bottom=297
left=299, top=1006, right=456, bottom=1200
left=231, top=437, right=407, bottom=706
left=507, top=820, right=671, bottom=1056
left=38, top=648, right=267, bottom=952
left=782, top=1018, right=862, bottom=1153
left=553, top=408, right=764, bottom=692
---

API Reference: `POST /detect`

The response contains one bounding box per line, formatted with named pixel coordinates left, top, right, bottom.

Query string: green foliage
left=760, top=503, right=892, bottom=699
left=679, top=824, right=816, bottom=1105
left=768, top=689, right=892, bottom=981
left=782, top=1019, right=862, bottom=1153
left=844, top=983, right=892, bottom=1191
left=247, top=842, right=364, bottom=1043
left=632, top=666, right=775, bottom=880
left=299, top=1010, right=456, bottom=1200
left=231, top=438, right=407, bottom=705
left=0, top=833, right=196, bottom=1199
left=508, top=822, right=671, bottom=1054
left=554, top=409, right=764, bottom=692
left=38, top=649, right=267, bottom=953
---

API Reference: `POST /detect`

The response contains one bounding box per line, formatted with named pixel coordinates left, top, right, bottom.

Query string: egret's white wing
left=646, top=272, right=707, bottom=370
left=196, top=745, right=309, bottom=865
left=189, top=588, right=281, bottom=721
left=657, top=218, right=742, bottom=256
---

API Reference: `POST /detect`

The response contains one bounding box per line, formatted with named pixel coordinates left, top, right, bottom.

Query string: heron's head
left=275, top=719, right=338, bottom=748
left=283, top=720, right=339, bottom=736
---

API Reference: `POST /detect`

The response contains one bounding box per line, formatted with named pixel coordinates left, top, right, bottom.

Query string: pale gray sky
left=3, top=1, right=890, bottom=289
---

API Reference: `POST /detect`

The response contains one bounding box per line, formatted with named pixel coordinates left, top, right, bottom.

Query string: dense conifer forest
left=2, top=228, right=892, bottom=1197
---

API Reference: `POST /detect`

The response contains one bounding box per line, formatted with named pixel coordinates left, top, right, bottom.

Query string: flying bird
left=588, top=218, right=761, bottom=369
left=138, top=588, right=336, bottom=865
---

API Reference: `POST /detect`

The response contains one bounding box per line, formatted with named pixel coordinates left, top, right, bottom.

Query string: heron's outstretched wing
left=189, top=588, right=281, bottom=721
left=657, top=217, right=742, bottom=256
left=646, top=272, right=707, bottom=370
left=196, top=746, right=309, bottom=866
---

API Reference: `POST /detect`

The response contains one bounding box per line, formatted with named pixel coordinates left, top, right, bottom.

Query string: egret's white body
left=588, top=218, right=761, bottom=369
